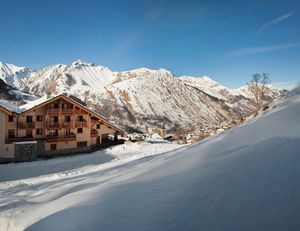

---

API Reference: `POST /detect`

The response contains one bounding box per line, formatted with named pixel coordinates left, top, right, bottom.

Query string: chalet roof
left=0, top=94, right=124, bottom=133
left=0, top=100, right=20, bottom=114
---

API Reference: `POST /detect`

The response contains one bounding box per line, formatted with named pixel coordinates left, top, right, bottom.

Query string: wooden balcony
left=62, top=122, right=72, bottom=128
left=46, top=133, right=76, bottom=142
left=48, top=122, right=60, bottom=128
left=6, top=136, right=34, bottom=143
left=48, top=108, right=60, bottom=114
left=91, top=129, right=98, bottom=137
left=75, top=121, right=88, bottom=128
left=18, top=122, right=35, bottom=129
left=62, top=109, right=73, bottom=114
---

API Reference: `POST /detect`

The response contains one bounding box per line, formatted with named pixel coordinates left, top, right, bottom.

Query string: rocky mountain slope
left=0, top=78, right=36, bottom=105
left=0, top=60, right=285, bottom=132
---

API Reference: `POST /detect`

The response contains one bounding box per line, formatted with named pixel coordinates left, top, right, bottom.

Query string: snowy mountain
left=0, top=79, right=36, bottom=105
left=0, top=88, right=299, bottom=230
left=0, top=60, right=286, bottom=131
left=180, top=75, right=283, bottom=104
left=25, top=60, right=115, bottom=96
left=0, top=61, right=33, bottom=89
left=180, top=75, right=246, bottom=100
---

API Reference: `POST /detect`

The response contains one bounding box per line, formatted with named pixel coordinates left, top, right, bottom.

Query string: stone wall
left=41, top=146, right=92, bottom=158
left=15, top=141, right=38, bottom=162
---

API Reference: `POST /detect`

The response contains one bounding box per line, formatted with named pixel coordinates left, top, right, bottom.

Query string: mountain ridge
left=0, top=60, right=286, bottom=132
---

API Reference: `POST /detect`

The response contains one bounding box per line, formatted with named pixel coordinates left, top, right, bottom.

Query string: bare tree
left=248, top=73, right=271, bottom=110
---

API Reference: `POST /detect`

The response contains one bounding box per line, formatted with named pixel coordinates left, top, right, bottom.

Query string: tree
left=248, top=73, right=271, bottom=110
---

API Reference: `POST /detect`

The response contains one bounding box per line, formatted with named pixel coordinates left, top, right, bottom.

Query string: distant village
left=125, top=117, right=246, bottom=145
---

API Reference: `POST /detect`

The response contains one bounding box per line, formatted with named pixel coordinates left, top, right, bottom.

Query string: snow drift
left=0, top=92, right=299, bottom=230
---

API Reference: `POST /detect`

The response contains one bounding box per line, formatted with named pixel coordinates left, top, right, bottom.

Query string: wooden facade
left=0, top=94, right=123, bottom=160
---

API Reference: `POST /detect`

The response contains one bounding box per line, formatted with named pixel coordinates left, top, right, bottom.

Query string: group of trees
left=248, top=73, right=271, bottom=111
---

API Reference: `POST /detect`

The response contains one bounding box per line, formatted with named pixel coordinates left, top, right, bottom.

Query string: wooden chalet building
left=0, top=94, right=123, bottom=162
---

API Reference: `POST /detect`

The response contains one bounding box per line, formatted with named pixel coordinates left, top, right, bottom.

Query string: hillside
left=0, top=60, right=285, bottom=131
left=0, top=79, right=36, bottom=105
left=0, top=88, right=299, bottom=231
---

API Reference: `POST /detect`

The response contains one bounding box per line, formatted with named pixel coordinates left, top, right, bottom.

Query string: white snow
left=180, top=75, right=244, bottom=100
left=18, top=95, right=51, bottom=111
left=0, top=100, right=21, bottom=113
left=14, top=141, right=37, bottom=144
left=0, top=92, right=299, bottom=230
left=0, top=62, right=32, bottom=89
left=0, top=94, right=60, bottom=113
left=106, top=142, right=184, bottom=161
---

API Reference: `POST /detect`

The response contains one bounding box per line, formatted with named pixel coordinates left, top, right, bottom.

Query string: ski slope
left=0, top=91, right=299, bottom=231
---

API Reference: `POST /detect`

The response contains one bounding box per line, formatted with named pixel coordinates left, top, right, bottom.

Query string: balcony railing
left=6, top=136, right=34, bottom=143
left=18, top=122, right=35, bottom=129
left=62, top=122, right=72, bottom=128
left=49, top=108, right=60, bottom=114
left=91, top=129, right=98, bottom=137
left=46, top=133, right=76, bottom=142
left=62, top=109, right=73, bottom=114
left=75, top=121, right=88, bottom=128
left=48, top=122, right=60, bottom=128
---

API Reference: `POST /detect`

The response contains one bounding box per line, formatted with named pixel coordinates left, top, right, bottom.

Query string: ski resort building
left=0, top=94, right=123, bottom=162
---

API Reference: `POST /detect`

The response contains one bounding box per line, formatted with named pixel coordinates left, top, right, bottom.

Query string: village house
left=0, top=94, right=123, bottom=162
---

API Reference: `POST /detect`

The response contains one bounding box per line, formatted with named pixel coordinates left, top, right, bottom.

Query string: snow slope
left=0, top=79, right=37, bottom=107
left=0, top=91, right=299, bottom=231
left=180, top=75, right=284, bottom=114
left=180, top=75, right=245, bottom=100
left=26, top=60, right=115, bottom=96
left=0, top=62, right=32, bottom=89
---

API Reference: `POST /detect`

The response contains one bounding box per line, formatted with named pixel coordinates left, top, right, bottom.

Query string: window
left=108, top=134, right=115, bottom=141
left=49, top=129, right=58, bottom=136
left=26, top=130, right=33, bottom=137
left=96, top=124, right=100, bottom=129
left=36, top=128, right=43, bottom=135
left=64, top=129, right=71, bottom=135
left=77, top=115, right=83, bottom=122
left=63, top=103, right=69, bottom=109
left=77, top=141, right=87, bottom=148
left=102, top=133, right=108, bottom=141
left=50, top=116, right=59, bottom=123
left=8, top=115, right=14, bottom=122
left=77, top=128, right=83, bottom=134
left=36, top=115, right=43, bottom=122
left=50, top=103, right=58, bottom=109
left=8, top=129, right=15, bottom=138
left=64, top=116, right=71, bottom=122
left=26, top=115, right=33, bottom=123
left=50, top=144, right=57, bottom=150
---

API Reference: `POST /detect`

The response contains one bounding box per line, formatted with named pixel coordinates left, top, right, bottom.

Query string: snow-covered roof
left=0, top=94, right=61, bottom=114
left=19, top=95, right=54, bottom=112
left=0, top=100, right=21, bottom=113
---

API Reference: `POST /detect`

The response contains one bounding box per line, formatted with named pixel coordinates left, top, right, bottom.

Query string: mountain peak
left=71, top=59, right=92, bottom=67
left=200, top=76, right=216, bottom=83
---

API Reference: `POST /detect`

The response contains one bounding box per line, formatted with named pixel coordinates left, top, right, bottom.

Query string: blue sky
left=0, top=0, right=299, bottom=89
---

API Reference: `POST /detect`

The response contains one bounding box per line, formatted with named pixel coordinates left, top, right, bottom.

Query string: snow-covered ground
left=0, top=91, right=300, bottom=231
left=0, top=142, right=185, bottom=230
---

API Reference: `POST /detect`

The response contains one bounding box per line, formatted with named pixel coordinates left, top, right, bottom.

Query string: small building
left=0, top=94, right=123, bottom=162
